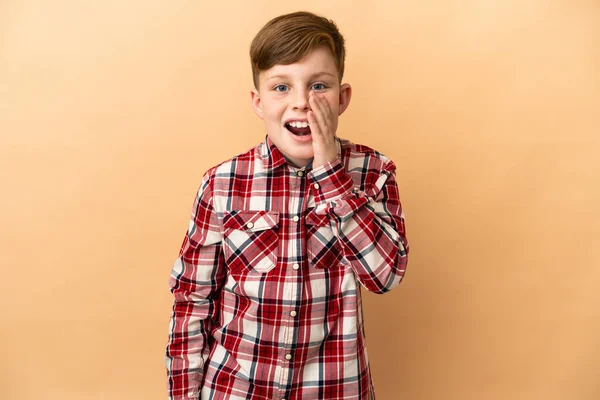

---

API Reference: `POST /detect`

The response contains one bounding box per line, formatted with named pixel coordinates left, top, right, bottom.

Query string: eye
left=273, top=84, right=288, bottom=92
left=311, top=83, right=327, bottom=91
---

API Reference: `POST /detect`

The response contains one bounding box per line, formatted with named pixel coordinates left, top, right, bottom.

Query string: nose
left=291, top=88, right=310, bottom=111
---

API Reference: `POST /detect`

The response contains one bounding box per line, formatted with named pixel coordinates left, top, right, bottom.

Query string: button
left=313, top=183, right=320, bottom=189
left=292, top=215, right=300, bottom=222
left=285, top=354, right=292, bottom=360
left=297, top=171, right=304, bottom=177
left=246, top=222, right=254, bottom=229
left=292, top=263, right=300, bottom=270
left=290, top=310, right=297, bottom=317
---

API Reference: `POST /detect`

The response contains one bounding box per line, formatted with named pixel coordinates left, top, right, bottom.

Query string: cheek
left=264, top=109, right=282, bottom=122
left=265, top=103, right=285, bottom=120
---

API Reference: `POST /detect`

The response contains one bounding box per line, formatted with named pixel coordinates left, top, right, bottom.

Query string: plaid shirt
left=165, top=137, right=409, bottom=400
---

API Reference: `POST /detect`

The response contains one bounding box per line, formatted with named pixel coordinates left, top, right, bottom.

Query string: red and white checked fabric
left=165, top=137, right=409, bottom=400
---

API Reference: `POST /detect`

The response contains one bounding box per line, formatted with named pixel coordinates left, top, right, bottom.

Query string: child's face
left=251, top=46, right=351, bottom=167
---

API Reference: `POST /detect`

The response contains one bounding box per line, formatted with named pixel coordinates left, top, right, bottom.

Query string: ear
left=250, top=89, right=264, bottom=119
left=337, top=83, right=352, bottom=116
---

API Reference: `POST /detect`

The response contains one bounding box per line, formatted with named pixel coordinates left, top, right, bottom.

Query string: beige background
left=1, top=1, right=599, bottom=399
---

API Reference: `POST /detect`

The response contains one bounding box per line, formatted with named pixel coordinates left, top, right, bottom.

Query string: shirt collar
left=260, top=135, right=343, bottom=171
left=261, top=136, right=288, bottom=170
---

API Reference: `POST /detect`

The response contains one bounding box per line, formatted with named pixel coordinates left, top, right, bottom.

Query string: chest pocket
left=305, top=211, right=345, bottom=269
left=222, top=210, right=280, bottom=274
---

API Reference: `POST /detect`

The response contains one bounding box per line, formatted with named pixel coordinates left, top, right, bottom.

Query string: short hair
left=250, top=11, right=346, bottom=89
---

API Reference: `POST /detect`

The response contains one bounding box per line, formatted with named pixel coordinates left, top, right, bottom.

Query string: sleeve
left=306, top=156, right=409, bottom=294
left=165, top=171, right=226, bottom=399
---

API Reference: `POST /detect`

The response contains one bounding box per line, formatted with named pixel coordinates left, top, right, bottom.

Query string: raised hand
left=308, top=91, right=338, bottom=168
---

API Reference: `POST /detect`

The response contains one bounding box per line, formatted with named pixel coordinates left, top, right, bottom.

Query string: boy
left=165, top=11, right=409, bottom=400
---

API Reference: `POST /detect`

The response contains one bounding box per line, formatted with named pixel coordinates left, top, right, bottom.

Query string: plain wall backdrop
left=1, top=1, right=599, bottom=399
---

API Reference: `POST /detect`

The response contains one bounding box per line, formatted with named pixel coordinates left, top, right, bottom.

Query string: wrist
left=312, top=148, right=338, bottom=168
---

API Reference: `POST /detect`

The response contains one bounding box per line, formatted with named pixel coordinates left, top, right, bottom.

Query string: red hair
left=250, top=11, right=346, bottom=88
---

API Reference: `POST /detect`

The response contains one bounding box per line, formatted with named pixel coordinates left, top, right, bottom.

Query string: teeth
left=288, top=121, right=308, bottom=128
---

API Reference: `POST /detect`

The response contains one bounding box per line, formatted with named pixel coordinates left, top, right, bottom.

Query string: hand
left=308, top=92, right=338, bottom=168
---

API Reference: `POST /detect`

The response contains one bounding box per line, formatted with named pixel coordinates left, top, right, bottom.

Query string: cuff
left=308, top=158, right=355, bottom=204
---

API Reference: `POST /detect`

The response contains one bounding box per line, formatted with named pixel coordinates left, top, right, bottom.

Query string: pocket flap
left=304, top=210, right=330, bottom=227
left=223, top=210, right=280, bottom=232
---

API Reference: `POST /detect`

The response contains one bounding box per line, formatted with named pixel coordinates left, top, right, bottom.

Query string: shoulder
left=201, top=142, right=264, bottom=182
left=338, top=138, right=396, bottom=174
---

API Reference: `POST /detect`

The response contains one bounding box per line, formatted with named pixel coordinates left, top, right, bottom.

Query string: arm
left=307, top=157, right=409, bottom=294
left=165, top=172, right=226, bottom=399
left=307, top=91, right=408, bottom=294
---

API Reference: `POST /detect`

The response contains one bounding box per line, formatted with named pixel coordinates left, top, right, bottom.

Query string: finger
left=315, top=92, right=334, bottom=122
left=307, top=110, right=321, bottom=137
left=309, top=93, right=331, bottom=137
left=308, top=95, right=324, bottom=137
left=314, top=94, right=334, bottom=137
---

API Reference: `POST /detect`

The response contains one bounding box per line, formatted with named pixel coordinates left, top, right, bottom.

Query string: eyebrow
left=266, top=72, right=336, bottom=81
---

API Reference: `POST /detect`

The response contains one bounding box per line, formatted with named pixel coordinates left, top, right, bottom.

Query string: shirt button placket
left=279, top=167, right=304, bottom=398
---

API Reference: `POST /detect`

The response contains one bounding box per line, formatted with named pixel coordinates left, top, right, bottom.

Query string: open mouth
left=285, top=121, right=312, bottom=136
